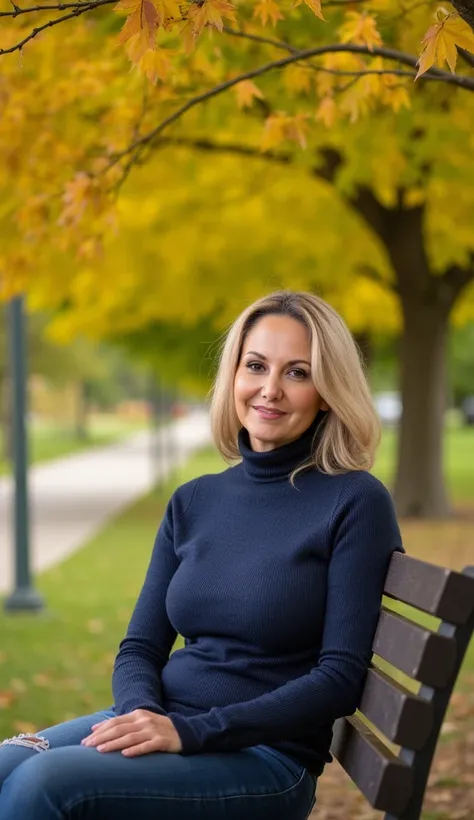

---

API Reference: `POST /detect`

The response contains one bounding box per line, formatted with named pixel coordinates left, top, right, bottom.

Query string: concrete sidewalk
left=0, top=410, right=211, bottom=594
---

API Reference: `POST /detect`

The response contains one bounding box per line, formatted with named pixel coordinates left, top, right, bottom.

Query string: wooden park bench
left=327, top=553, right=474, bottom=820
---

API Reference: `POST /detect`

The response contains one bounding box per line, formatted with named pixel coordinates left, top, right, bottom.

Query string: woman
left=0, top=290, right=403, bottom=820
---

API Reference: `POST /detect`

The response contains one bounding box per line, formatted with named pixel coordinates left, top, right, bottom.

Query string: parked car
left=373, top=391, right=402, bottom=426
left=461, top=396, right=474, bottom=425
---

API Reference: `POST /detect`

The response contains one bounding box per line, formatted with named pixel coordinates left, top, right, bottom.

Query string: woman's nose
left=261, top=377, right=282, bottom=401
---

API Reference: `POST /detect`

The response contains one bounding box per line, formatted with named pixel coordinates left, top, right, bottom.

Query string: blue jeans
left=0, top=709, right=317, bottom=819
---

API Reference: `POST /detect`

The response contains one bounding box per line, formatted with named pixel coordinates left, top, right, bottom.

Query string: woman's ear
left=320, top=400, right=329, bottom=412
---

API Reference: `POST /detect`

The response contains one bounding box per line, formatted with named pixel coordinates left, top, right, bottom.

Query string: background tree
left=1, top=0, right=474, bottom=516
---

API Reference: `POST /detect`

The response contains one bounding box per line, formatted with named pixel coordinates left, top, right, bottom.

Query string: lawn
left=0, top=414, right=148, bottom=476
left=0, top=435, right=472, bottom=819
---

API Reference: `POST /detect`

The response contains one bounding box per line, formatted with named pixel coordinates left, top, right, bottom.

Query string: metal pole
left=4, top=296, right=44, bottom=612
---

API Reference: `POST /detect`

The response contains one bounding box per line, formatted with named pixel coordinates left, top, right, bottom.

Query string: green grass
left=0, top=415, right=148, bottom=477
left=0, top=449, right=222, bottom=736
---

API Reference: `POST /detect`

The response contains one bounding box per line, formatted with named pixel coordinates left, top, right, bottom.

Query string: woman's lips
left=252, top=406, right=286, bottom=420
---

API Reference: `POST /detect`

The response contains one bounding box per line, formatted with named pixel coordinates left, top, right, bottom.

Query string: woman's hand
left=81, top=710, right=182, bottom=756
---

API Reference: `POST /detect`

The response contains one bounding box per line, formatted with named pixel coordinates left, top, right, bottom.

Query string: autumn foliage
left=0, top=0, right=473, bottom=342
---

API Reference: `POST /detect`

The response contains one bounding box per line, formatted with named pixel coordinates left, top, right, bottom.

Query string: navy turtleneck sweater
left=112, top=417, right=403, bottom=773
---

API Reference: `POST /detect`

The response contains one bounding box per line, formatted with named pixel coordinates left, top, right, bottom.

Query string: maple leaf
left=261, top=112, right=309, bottom=151
left=253, top=0, right=283, bottom=26
left=58, top=173, right=93, bottom=227
left=315, top=95, right=337, bottom=128
left=284, top=65, right=312, bottom=95
left=339, top=11, right=383, bottom=52
left=417, top=9, right=474, bottom=79
left=117, top=0, right=157, bottom=51
left=139, top=46, right=172, bottom=82
left=233, top=80, right=264, bottom=109
left=154, top=0, right=182, bottom=28
left=183, top=0, right=236, bottom=51
left=292, top=0, right=324, bottom=22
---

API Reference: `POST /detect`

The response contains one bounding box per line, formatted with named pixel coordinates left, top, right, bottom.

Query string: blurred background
left=1, top=0, right=474, bottom=815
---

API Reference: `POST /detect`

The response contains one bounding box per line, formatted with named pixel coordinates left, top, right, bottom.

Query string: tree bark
left=339, top=187, right=473, bottom=518
left=394, top=299, right=451, bottom=518
left=452, top=0, right=474, bottom=30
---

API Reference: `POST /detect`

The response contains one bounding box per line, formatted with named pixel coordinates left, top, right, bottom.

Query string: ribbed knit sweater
left=112, top=416, right=403, bottom=773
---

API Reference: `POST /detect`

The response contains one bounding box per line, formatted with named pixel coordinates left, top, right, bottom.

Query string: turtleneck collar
left=238, top=410, right=327, bottom=482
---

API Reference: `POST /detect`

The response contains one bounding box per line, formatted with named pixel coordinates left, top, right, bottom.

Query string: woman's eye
left=245, top=362, right=264, bottom=372
left=289, top=369, right=308, bottom=379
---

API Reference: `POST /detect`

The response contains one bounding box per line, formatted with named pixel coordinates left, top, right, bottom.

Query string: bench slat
left=358, top=666, right=433, bottom=749
left=384, top=553, right=474, bottom=625
left=373, top=609, right=456, bottom=687
left=331, top=714, right=414, bottom=815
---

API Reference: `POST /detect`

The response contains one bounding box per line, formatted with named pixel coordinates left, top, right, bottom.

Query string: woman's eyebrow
left=244, top=351, right=311, bottom=367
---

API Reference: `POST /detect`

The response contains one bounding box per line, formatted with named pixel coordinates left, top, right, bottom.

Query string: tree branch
left=441, top=256, right=474, bottom=308
left=108, top=42, right=474, bottom=171
left=357, top=263, right=399, bottom=294
left=222, top=29, right=419, bottom=79
left=0, top=0, right=113, bottom=18
left=451, top=0, right=474, bottom=31
left=0, top=1, right=100, bottom=54
left=459, top=47, right=474, bottom=68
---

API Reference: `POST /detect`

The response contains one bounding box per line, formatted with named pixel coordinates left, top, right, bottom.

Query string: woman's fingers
left=82, top=720, right=136, bottom=747
left=122, top=739, right=165, bottom=757
left=95, top=731, right=145, bottom=752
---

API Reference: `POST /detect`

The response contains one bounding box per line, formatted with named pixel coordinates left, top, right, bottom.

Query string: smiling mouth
left=252, top=406, right=286, bottom=419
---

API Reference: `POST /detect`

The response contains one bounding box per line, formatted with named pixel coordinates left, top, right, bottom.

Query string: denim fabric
left=0, top=710, right=317, bottom=820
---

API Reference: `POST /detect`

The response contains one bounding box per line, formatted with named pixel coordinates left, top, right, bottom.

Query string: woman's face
left=234, top=314, right=328, bottom=452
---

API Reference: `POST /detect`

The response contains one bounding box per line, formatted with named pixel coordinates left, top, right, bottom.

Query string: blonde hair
left=209, top=290, right=381, bottom=479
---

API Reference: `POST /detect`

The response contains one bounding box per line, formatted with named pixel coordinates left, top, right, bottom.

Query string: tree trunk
left=394, top=299, right=451, bottom=518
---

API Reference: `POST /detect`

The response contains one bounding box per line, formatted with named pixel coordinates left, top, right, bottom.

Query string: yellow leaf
left=315, top=95, right=337, bottom=128
left=0, top=691, right=15, bottom=708
left=87, top=618, right=104, bottom=633
left=261, top=113, right=308, bottom=151
left=284, top=65, right=312, bottom=95
left=139, top=46, right=172, bottom=82
left=153, top=0, right=182, bottom=28
left=416, top=23, right=438, bottom=78
left=339, top=11, right=383, bottom=52
left=118, top=0, right=157, bottom=50
left=253, top=0, right=283, bottom=26
left=385, top=85, right=411, bottom=113
left=233, top=80, right=264, bottom=109
left=13, top=721, right=37, bottom=733
left=417, top=11, right=474, bottom=79
left=125, top=29, right=154, bottom=62
left=32, top=673, right=53, bottom=688
left=10, top=678, right=28, bottom=694
left=292, top=0, right=324, bottom=22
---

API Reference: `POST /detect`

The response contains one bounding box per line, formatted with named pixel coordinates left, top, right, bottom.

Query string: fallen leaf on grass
left=13, top=720, right=37, bottom=733
left=0, top=691, right=15, bottom=708
left=32, top=673, right=53, bottom=688
left=10, top=677, right=28, bottom=694
left=87, top=619, right=104, bottom=634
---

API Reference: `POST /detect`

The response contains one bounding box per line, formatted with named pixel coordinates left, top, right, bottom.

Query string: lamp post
left=4, top=296, right=44, bottom=612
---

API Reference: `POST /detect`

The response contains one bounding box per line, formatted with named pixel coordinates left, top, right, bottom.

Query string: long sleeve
left=169, top=475, right=403, bottom=754
left=112, top=498, right=179, bottom=716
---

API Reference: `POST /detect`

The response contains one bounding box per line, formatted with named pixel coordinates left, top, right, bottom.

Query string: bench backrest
left=330, top=553, right=474, bottom=820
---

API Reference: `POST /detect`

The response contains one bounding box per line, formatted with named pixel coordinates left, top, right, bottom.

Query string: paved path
left=0, top=410, right=211, bottom=594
